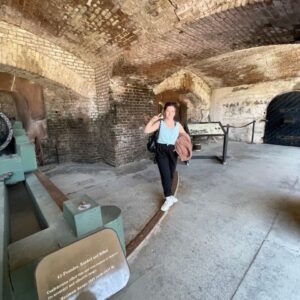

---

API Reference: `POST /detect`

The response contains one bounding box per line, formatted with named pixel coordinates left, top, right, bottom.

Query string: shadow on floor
left=274, top=197, right=300, bottom=229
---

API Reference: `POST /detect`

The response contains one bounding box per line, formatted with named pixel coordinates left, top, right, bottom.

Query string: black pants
left=155, top=143, right=178, bottom=197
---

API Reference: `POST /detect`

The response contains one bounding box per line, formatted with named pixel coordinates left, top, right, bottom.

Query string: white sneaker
left=161, top=196, right=174, bottom=212
left=171, top=195, right=178, bottom=203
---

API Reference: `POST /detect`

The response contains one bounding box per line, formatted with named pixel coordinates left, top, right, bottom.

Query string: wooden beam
left=126, top=171, right=179, bottom=257
left=34, top=170, right=68, bottom=211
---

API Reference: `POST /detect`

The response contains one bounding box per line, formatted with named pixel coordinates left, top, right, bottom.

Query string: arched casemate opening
left=156, top=90, right=187, bottom=124
left=0, top=69, right=102, bottom=165
left=264, top=92, right=300, bottom=147
left=155, top=90, right=210, bottom=126
left=153, top=70, right=212, bottom=126
left=0, top=73, right=47, bottom=163
left=0, top=92, right=16, bottom=120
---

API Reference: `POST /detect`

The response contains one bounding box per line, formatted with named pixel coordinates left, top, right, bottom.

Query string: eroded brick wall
left=42, top=87, right=101, bottom=164
left=107, top=77, right=155, bottom=166
left=210, top=79, right=300, bottom=143
left=41, top=61, right=112, bottom=164
left=95, top=62, right=112, bottom=114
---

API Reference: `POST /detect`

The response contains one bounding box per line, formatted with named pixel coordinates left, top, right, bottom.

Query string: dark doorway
left=156, top=90, right=189, bottom=124
left=264, top=92, right=300, bottom=146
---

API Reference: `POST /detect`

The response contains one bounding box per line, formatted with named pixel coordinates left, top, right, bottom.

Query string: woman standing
left=144, top=102, right=186, bottom=212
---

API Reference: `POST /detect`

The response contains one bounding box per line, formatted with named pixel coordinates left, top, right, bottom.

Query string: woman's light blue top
left=157, top=120, right=179, bottom=145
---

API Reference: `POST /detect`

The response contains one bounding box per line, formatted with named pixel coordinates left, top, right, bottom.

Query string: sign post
left=187, top=122, right=228, bottom=164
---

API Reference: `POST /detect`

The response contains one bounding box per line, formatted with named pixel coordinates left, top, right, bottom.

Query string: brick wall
left=0, top=21, right=118, bottom=165
left=95, top=62, right=112, bottom=114
left=42, top=86, right=101, bottom=164
left=41, top=60, right=113, bottom=164
left=0, top=60, right=153, bottom=167
left=210, top=78, right=300, bottom=143
left=107, top=77, right=156, bottom=166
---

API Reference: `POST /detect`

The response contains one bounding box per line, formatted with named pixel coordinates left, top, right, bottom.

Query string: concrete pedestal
left=102, top=205, right=126, bottom=255
left=63, top=195, right=103, bottom=237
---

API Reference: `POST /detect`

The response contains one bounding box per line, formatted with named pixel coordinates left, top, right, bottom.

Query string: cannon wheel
left=0, top=112, right=13, bottom=151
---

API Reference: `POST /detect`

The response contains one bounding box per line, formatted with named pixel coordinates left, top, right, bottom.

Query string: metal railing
left=226, top=120, right=256, bottom=144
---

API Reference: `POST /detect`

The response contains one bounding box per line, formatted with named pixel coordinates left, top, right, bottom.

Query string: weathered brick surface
left=2, top=0, right=300, bottom=80
left=95, top=62, right=112, bottom=114
left=123, top=0, right=300, bottom=79
left=190, top=45, right=300, bottom=88
left=0, top=0, right=141, bottom=60
left=40, top=61, right=112, bottom=164
left=43, top=86, right=101, bottom=164
left=0, top=21, right=96, bottom=98
left=154, top=70, right=211, bottom=101
left=210, top=78, right=300, bottom=143
left=107, top=77, right=156, bottom=166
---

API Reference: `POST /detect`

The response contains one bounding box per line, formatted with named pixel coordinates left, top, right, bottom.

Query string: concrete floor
left=44, top=142, right=300, bottom=300
left=43, top=158, right=162, bottom=244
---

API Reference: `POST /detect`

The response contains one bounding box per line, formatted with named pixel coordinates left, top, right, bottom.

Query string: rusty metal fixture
left=0, top=112, right=13, bottom=151
left=78, top=200, right=91, bottom=210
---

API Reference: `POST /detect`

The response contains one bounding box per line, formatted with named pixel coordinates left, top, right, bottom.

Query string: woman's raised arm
left=144, top=114, right=162, bottom=134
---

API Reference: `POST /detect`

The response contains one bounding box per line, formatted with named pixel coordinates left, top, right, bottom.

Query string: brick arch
left=154, top=70, right=212, bottom=124
left=153, top=70, right=211, bottom=106
left=0, top=72, right=47, bottom=142
left=155, top=89, right=209, bottom=124
left=156, top=90, right=187, bottom=124
left=264, top=91, right=300, bottom=146
left=1, top=37, right=95, bottom=99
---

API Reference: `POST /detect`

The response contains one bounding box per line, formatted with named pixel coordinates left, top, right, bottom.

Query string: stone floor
left=43, top=157, right=162, bottom=244
left=44, top=142, right=300, bottom=300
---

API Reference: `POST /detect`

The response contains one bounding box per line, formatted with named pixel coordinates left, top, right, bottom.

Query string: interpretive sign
left=35, top=229, right=130, bottom=300
left=187, top=121, right=228, bottom=164
left=187, top=122, right=225, bottom=136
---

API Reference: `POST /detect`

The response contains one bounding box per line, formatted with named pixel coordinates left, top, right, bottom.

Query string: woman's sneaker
left=171, top=195, right=178, bottom=203
left=161, top=196, right=174, bottom=212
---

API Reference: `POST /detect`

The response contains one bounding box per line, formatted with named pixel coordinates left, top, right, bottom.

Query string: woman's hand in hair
left=144, top=113, right=162, bottom=134
left=150, top=113, right=162, bottom=123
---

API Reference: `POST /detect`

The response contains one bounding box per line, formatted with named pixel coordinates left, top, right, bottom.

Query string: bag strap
left=154, top=120, right=161, bottom=140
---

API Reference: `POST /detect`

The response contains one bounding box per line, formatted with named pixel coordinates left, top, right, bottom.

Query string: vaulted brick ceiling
left=1, top=0, right=300, bottom=85
left=188, top=44, right=300, bottom=88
